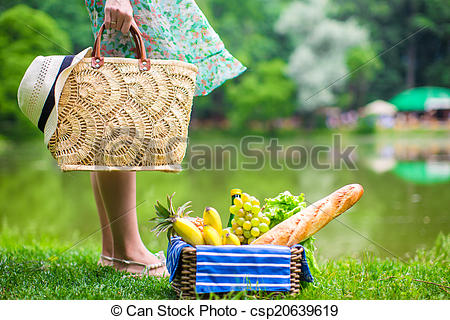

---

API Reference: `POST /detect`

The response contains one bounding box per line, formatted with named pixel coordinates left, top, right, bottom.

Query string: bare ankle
left=112, top=243, right=156, bottom=262
left=101, top=249, right=113, bottom=257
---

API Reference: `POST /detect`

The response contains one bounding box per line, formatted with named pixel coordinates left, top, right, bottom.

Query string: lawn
left=1, top=234, right=448, bottom=300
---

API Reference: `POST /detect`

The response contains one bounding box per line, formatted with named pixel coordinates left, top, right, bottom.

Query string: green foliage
left=38, top=1, right=93, bottom=52
left=0, top=5, right=71, bottom=136
left=193, top=0, right=295, bottom=122
left=355, top=115, right=377, bottom=134
left=342, top=45, right=383, bottom=108
left=333, top=0, right=450, bottom=98
left=202, top=0, right=449, bottom=112
left=346, top=46, right=382, bottom=82
left=0, top=0, right=447, bottom=136
left=0, top=0, right=92, bottom=52
left=198, top=0, right=291, bottom=63
left=276, top=0, right=370, bottom=110
left=225, top=59, right=296, bottom=131
left=425, top=55, right=450, bottom=88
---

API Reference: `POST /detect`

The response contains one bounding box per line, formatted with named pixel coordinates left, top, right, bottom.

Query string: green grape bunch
left=229, top=192, right=271, bottom=244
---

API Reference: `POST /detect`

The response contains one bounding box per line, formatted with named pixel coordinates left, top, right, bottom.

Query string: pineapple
left=150, top=193, right=205, bottom=246
left=187, top=216, right=204, bottom=232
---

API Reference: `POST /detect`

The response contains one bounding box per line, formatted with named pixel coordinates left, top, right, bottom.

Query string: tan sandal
left=98, top=255, right=114, bottom=267
left=100, top=251, right=168, bottom=277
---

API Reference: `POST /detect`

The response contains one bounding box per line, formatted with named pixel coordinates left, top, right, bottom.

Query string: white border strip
left=197, top=262, right=291, bottom=267
left=197, top=252, right=290, bottom=258
left=0, top=300, right=446, bottom=320
left=199, top=245, right=289, bottom=251
left=196, top=273, right=291, bottom=279
left=196, top=282, right=290, bottom=287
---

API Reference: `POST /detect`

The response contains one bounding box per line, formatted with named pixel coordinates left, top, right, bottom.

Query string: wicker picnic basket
left=48, top=23, right=198, bottom=172
left=171, top=246, right=305, bottom=299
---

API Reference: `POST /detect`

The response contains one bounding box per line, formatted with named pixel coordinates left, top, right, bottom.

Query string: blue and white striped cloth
left=166, top=237, right=313, bottom=293
left=167, top=237, right=192, bottom=282
left=195, top=244, right=292, bottom=293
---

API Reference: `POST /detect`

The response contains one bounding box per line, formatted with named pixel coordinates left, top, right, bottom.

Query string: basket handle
left=91, top=23, right=150, bottom=71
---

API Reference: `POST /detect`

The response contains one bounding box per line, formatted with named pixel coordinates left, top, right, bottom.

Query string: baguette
left=251, top=184, right=364, bottom=246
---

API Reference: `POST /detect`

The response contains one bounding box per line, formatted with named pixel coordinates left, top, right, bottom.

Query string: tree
left=192, top=0, right=294, bottom=121
left=0, top=5, right=72, bottom=134
left=197, top=0, right=292, bottom=64
left=0, top=0, right=92, bottom=53
left=225, top=59, right=296, bottom=131
left=345, top=45, right=383, bottom=108
left=332, top=0, right=449, bottom=97
left=276, top=0, right=369, bottom=110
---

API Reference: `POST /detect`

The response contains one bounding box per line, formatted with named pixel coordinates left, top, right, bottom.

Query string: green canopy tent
left=389, top=86, right=450, bottom=112
left=393, top=161, right=450, bottom=184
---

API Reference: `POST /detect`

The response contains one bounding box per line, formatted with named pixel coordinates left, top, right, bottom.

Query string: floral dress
left=85, top=0, right=246, bottom=96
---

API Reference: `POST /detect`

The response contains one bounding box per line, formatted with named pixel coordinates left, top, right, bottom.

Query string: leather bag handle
left=91, top=23, right=150, bottom=71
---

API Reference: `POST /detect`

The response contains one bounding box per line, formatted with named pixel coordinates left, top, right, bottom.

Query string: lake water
left=1, top=132, right=449, bottom=261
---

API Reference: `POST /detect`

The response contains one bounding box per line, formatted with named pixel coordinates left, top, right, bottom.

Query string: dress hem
left=193, top=48, right=247, bottom=96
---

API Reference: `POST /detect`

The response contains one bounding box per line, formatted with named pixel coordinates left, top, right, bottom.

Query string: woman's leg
left=94, top=171, right=166, bottom=275
left=91, top=172, right=114, bottom=265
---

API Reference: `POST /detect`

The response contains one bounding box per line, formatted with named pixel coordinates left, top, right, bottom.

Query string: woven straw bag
left=48, top=23, right=198, bottom=172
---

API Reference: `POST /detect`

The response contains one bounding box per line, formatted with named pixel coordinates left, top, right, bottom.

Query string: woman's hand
left=104, top=0, right=134, bottom=34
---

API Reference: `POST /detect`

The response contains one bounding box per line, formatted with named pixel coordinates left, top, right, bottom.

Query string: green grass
left=1, top=234, right=448, bottom=300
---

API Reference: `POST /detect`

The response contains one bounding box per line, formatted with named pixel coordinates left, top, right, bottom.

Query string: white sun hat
left=17, top=47, right=92, bottom=145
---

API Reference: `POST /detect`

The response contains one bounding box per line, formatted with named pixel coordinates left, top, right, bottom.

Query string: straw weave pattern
left=48, top=57, right=197, bottom=171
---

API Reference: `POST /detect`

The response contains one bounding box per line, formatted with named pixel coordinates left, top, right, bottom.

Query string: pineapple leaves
left=178, top=201, right=192, bottom=217
left=167, top=193, right=176, bottom=216
left=153, top=201, right=170, bottom=219
left=150, top=193, right=195, bottom=238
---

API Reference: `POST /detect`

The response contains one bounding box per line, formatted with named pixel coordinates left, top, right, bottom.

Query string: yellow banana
left=222, top=229, right=228, bottom=244
left=222, top=230, right=241, bottom=245
left=173, top=218, right=205, bottom=246
left=221, top=228, right=232, bottom=244
left=203, top=225, right=222, bottom=246
left=203, top=207, right=222, bottom=234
